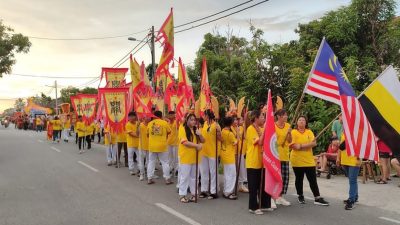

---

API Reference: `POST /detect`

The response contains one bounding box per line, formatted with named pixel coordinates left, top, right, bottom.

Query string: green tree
left=80, top=87, right=98, bottom=94
left=60, top=86, right=79, bottom=104
left=14, top=98, right=25, bottom=112
left=0, top=20, right=31, bottom=77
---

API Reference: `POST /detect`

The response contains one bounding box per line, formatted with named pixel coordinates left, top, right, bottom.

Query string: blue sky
left=0, top=0, right=399, bottom=112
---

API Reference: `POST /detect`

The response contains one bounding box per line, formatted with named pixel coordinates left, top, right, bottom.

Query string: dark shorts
left=379, top=152, right=390, bottom=159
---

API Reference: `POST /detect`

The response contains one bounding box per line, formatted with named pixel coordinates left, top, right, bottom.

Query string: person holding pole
left=289, top=115, right=329, bottom=206
left=62, top=115, right=71, bottom=142
left=199, top=109, right=221, bottom=199
left=138, top=116, right=151, bottom=181
left=126, top=112, right=140, bottom=176
left=246, top=109, right=272, bottom=215
left=178, top=113, right=204, bottom=203
left=232, top=116, right=249, bottom=193
left=274, top=109, right=292, bottom=206
left=167, top=111, right=179, bottom=177
left=104, top=124, right=117, bottom=166
left=147, top=111, right=172, bottom=185
left=221, top=116, right=238, bottom=200
left=75, top=115, right=86, bottom=154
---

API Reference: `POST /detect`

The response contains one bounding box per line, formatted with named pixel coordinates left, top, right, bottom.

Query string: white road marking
left=51, top=147, right=61, bottom=152
left=78, top=161, right=99, bottom=172
left=291, top=194, right=314, bottom=200
left=38, top=140, right=43, bottom=143
left=379, top=217, right=400, bottom=224
left=155, top=203, right=201, bottom=225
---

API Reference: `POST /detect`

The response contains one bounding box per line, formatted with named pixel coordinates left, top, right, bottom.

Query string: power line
left=115, top=39, right=151, bottom=68
left=112, top=33, right=151, bottom=68
left=175, top=0, right=269, bottom=34
left=7, top=73, right=98, bottom=79
left=174, top=0, right=254, bottom=29
left=18, top=28, right=150, bottom=41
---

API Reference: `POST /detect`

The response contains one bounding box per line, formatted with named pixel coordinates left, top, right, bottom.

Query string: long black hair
left=184, top=113, right=199, bottom=143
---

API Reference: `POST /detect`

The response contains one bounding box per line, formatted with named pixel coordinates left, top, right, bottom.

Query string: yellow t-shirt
left=167, top=121, right=179, bottom=146
left=340, top=135, right=360, bottom=166
left=117, top=128, right=127, bottom=143
left=275, top=122, right=291, bottom=162
left=201, top=121, right=221, bottom=158
left=75, top=121, right=86, bottom=137
left=104, top=126, right=117, bottom=145
left=51, top=119, right=62, bottom=131
left=95, top=123, right=101, bottom=133
left=178, top=125, right=201, bottom=164
left=289, top=129, right=316, bottom=167
left=147, top=119, right=171, bottom=152
left=246, top=125, right=264, bottom=169
left=85, top=123, right=95, bottom=136
left=221, top=128, right=237, bottom=164
left=63, top=120, right=71, bottom=129
left=139, top=123, right=149, bottom=151
left=36, top=118, right=41, bottom=125
left=126, top=121, right=139, bottom=148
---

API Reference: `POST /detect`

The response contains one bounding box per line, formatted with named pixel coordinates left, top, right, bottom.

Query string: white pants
left=200, top=156, right=219, bottom=194
left=223, top=164, right=236, bottom=195
left=179, top=164, right=198, bottom=196
left=138, top=149, right=149, bottom=176
left=147, top=151, right=170, bottom=180
left=168, top=145, right=178, bottom=171
left=106, top=144, right=116, bottom=163
left=62, top=129, right=69, bottom=141
left=238, top=154, right=247, bottom=183
left=128, top=147, right=138, bottom=171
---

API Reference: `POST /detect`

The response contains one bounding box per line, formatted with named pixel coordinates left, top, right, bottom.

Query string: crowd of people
left=35, top=107, right=400, bottom=215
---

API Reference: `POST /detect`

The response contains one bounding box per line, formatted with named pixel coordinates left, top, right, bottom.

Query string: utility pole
left=151, top=25, right=156, bottom=87
left=55, top=80, right=58, bottom=115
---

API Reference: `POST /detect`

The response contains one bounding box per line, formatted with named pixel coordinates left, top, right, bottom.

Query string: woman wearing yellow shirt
left=167, top=111, right=179, bottom=177
left=289, top=116, right=329, bottom=206
left=117, top=127, right=128, bottom=168
left=51, top=116, right=62, bottom=143
left=221, top=117, right=238, bottom=200
left=85, top=121, right=95, bottom=150
left=62, top=115, right=71, bottom=142
left=126, top=112, right=140, bottom=175
left=95, top=120, right=101, bottom=143
left=337, top=135, right=360, bottom=210
left=232, top=117, right=248, bottom=193
left=274, top=109, right=292, bottom=206
left=104, top=124, right=117, bottom=166
left=75, top=116, right=86, bottom=154
left=138, top=116, right=151, bottom=181
left=246, top=110, right=272, bottom=215
left=178, top=113, right=204, bottom=203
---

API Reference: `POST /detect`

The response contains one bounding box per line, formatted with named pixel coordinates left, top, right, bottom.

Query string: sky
left=0, top=0, right=399, bottom=113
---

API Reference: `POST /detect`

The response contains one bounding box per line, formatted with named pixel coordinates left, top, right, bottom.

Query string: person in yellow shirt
left=62, top=115, right=71, bottom=142
left=289, top=115, right=329, bottom=206
left=167, top=111, right=179, bottom=177
left=199, top=109, right=222, bottom=199
left=85, top=121, right=95, bottom=150
left=104, top=124, right=117, bottom=166
left=126, top=112, right=140, bottom=175
left=221, top=117, right=238, bottom=200
left=232, top=116, right=248, bottom=193
left=337, top=134, right=360, bottom=210
left=178, top=113, right=204, bottom=203
left=95, top=120, right=101, bottom=143
left=138, top=116, right=151, bottom=181
left=50, top=116, right=62, bottom=143
left=35, top=116, right=42, bottom=132
left=246, top=109, right=271, bottom=215
left=116, top=125, right=128, bottom=168
left=75, top=116, right=86, bottom=154
left=147, top=111, right=172, bottom=185
left=274, top=109, right=292, bottom=206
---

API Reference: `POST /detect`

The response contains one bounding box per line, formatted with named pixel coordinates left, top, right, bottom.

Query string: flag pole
left=234, top=100, right=249, bottom=196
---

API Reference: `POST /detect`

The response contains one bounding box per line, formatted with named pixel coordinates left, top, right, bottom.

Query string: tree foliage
left=0, top=20, right=31, bottom=77
left=187, top=0, right=398, bottom=152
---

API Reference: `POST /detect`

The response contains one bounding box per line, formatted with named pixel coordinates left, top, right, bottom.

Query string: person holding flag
left=167, top=111, right=179, bottom=177
left=289, top=116, right=329, bottom=206
left=117, top=128, right=128, bottom=167
left=221, top=116, right=238, bottom=200
left=104, top=124, right=117, bottom=166
left=75, top=115, right=86, bottom=154
left=147, top=111, right=173, bottom=185
left=246, top=109, right=272, bottom=215
left=62, top=115, right=71, bottom=142
left=85, top=121, right=95, bottom=150
left=138, top=116, right=151, bottom=181
left=126, top=112, right=140, bottom=175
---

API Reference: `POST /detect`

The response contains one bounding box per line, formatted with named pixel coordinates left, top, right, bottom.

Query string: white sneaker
left=261, top=208, right=274, bottom=212
left=271, top=199, right=277, bottom=209
left=276, top=197, right=291, bottom=206
left=249, top=209, right=264, bottom=215
left=139, top=175, right=144, bottom=181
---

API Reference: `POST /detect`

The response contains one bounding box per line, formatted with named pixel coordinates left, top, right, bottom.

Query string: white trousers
left=168, top=145, right=178, bottom=171
left=223, top=164, right=236, bottom=195
left=128, top=147, right=138, bottom=171
left=62, top=129, right=69, bottom=141
left=138, top=150, right=149, bottom=176
left=200, top=156, right=219, bottom=194
left=178, top=164, right=198, bottom=196
left=238, top=154, right=247, bottom=183
left=106, top=144, right=116, bottom=163
left=147, top=151, right=170, bottom=180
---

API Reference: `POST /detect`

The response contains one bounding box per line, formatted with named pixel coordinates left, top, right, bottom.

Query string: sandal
left=199, top=192, right=208, bottom=198
left=376, top=179, right=387, bottom=184
left=180, top=196, right=189, bottom=203
left=189, top=196, right=197, bottom=202
left=207, top=194, right=219, bottom=200
left=223, top=193, right=238, bottom=200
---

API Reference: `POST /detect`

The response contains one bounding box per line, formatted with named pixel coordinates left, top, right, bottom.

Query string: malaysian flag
left=304, top=39, right=378, bottom=161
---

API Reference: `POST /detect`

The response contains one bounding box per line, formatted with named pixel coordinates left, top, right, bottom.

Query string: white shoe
left=276, top=197, right=291, bottom=206
left=261, top=208, right=274, bottom=212
left=79, top=150, right=82, bottom=154
left=249, top=209, right=264, bottom=215
left=130, top=171, right=135, bottom=176
left=271, top=199, right=277, bottom=209
left=139, top=175, right=144, bottom=181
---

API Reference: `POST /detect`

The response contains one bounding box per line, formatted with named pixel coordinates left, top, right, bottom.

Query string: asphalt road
left=0, top=125, right=399, bottom=225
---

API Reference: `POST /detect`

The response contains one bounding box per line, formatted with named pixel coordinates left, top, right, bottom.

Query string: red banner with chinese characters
left=70, top=95, right=83, bottom=117
left=80, top=94, right=98, bottom=125
left=99, top=87, right=129, bottom=133
left=101, top=67, right=128, bottom=88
